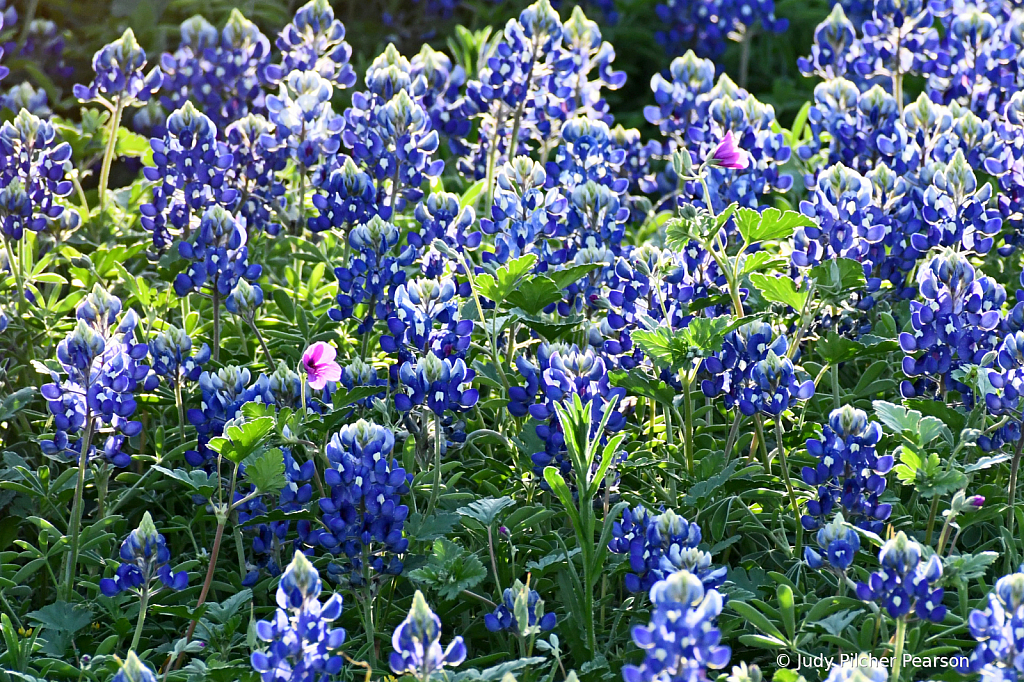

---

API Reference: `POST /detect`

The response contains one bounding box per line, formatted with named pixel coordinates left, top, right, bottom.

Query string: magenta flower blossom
left=301, top=342, right=342, bottom=390
left=708, top=131, right=749, bottom=170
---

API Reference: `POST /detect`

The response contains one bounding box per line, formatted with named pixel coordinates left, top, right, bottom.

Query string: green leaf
left=0, top=387, right=37, bottom=422
left=153, top=466, right=216, bottom=496
left=457, top=497, right=516, bottom=526
left=872, top=401, right=950, bottom=447
left=26, top=602, right=92, bottom=635
left=405, top=512, right=462, bottom=542
left=737, top=207, right=814, bottom=245
left=243, top=448, right=286, bottom=494
left=944, top=551, right=999, bottom=582
left=608, top=370, right=676, bottom=406
left=208, top=416, right=276, bottom=464
left=450, top=658, right=548, bottom=682
left=476, top=254, right=538, bottom=305
left=749, top=273, right=809, bottom=311
left=406, top=538, right=488, bottom=601
left=504, top=276, right=562, bottom=315
left=810, top=258, right=867, bottom=301
left=740, top=251, right=788, bottom=276
left=544, top=263, right=603, bottom=291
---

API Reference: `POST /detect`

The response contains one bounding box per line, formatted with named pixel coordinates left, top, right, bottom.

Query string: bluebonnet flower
left=186, top=365, right=275, bottom=466
left=344, top=87, right=443, bottom=215
left=331, top=216, right=415, bottom=333
left=264, top=69, right=343, bottom=176
left=239, top=443, right=314, bottom=584
left=251, top=551, right=347, bottom=682
left=112, top=652, right=159, bottom=682
left=224, top=114, right=287, bottom=236
left=141, top=102, right=237, bottom=250
left=802, top=405, right=892, bottom=535
left=409, top=193, right=480, bottom=277
left=274, top=0, right=356, bottom=89
left=40, top=286, right=153, bottom=468
left=410, top=45, right=469, bottom=156
left=622, top=570, right=731, bottom=682
left=701, top=322, right=787, bottom=407
left=738, top=350, right=814, bottom=416
left=149, top=325, right=211, bottom=387
left=646, top=58, right=793, bottom=211
left=73, top=28, right=162, bottom=103
left=852, top=0, right=938, bottom=101
left=390, top=590, right=466, bottom=681
left=337, top=358, right=387, bottom=406
left=609, top=507, right=725, bottom=593
left=482, top=156, right=567, bottom=265
left=159, top=11, right=271, bottom=130
left=2, top=82, right=50, bottom=116
left=173, top=205, right=262, bottom=298
left=961, top=567, right=1024, bottom=680
left=382, top=277, right=473, bottom=364
left=0, top=108, right=73, bottom=240
left=898, top=249, right=1004, bottom=400
left=303, top=420, right=409, bottom=582
left=225, top=283, right=266, bottom=339
left=460, top=0, right=567, bottom=179
left=797, top=5, right=859, bottom=79
left=511, top=343, right=625, bottom=479
left=309, top=156, right=377, bottom=234
left=14, top=18, right=72, bottom=82
left=804, top=512, right=861, bottom=572
left=525, top=6, right=626, bottom=155
left=395, top=352, right=479, bottom=416
left=654, top=0, right=788, bottom=60
left=100, top=512, right=188, bottom=596
left=485, top=580, right=557, bottom=633
left=856, top=531, right=946, bottom=621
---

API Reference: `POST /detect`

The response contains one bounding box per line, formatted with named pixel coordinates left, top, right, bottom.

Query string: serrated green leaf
left=737, top=207, right=814, bottom=245
left=406, top=538, right=488, bottom=601
left=243, top=448, right=286, bottom=494
left=749, top=273, right=809, bottom=311
left=457, top=497, right=516, bottom=526
left=476, top=254, right=538, bottom=305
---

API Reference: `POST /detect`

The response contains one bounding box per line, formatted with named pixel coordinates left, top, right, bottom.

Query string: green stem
left=1007, top=432, right=1024, bottom=543
left=891, top=617, right=907, bottom=682
left=361, top=551, right=377, bottom=668
left=130, top=587, right=150, bottom=652
left=174, top=381, right=186, bottom=445
left=682, top=372, right=694, bottom=476
left=4, top=237, right=25, bottom=315
left=775, top=415, right=803, bottom=559
left=98, top=98, right=126, bottom=215
left=62, top=412, right=95, bottom=601
left=212, top=289, right=221, bottom=363
left=831, top=363, right=840, bottom=411
left=426, top=413, right=443, bottom=517
left=248, top=319, right=276, bottom=371
left=482, top=110, right=506, bottom=216
left=925, top=496, right=940, bottom=546
left=233, top=521, right=247, bottom=578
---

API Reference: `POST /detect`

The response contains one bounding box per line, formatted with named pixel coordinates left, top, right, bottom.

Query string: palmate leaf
left=608, top=370, right=676, bottom=406
left=457, top=496, right=516, bottom=526
left=872, top=400, right=951, bottom=447
left=476, top=254, right=538, bottom=305
left=736, top=207, right=815, bottom=245
left=208, top=416, right=275, bottom=464
left=406, top=538, right=487, bottom=601
left=748, top=273, right=809, bottom=311
left=243, top=448, right=286, bottom=495
left=26, top=602, right=92, bottom=635
left=634, top=316, right=753, bottom=370
left=810, top=257, right=867, bottom=301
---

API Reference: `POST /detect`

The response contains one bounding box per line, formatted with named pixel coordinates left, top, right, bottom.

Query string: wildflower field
left=3, top=0, right=1024, bottom=681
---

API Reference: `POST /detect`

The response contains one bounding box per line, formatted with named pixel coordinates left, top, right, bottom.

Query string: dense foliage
left=3, top=2, right=1024, bottom=682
